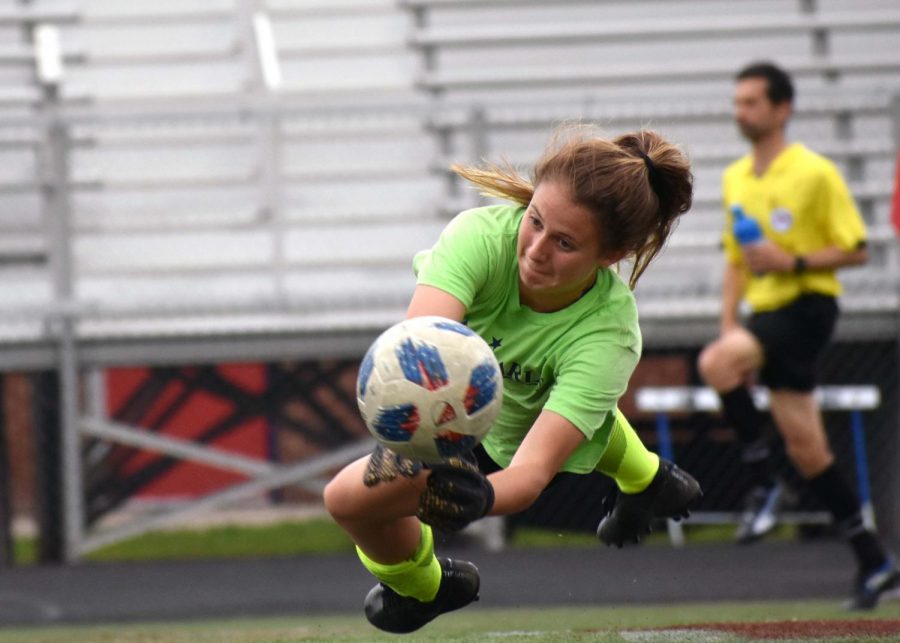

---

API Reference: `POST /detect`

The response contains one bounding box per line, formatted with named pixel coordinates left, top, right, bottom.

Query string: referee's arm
left=797, top=241, right=868, bottom=271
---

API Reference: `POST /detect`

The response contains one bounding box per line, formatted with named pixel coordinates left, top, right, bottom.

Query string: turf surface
left=3, top=599, right=899, bottom=642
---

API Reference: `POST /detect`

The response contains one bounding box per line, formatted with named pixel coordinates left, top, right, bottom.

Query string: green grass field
left=12, top=518, right=796, bottom=565
left=2, top=600, right=899, bottom=642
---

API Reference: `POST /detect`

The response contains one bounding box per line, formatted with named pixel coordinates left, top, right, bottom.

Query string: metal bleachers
left=403, top=0, right=900, bottom=100
left=0, top=3, right=80, bottom=315
left=267, top=0, right=420, bottom=103
left=0, top=0, right=444, bottom=371
left=58, top=0, right=246, bottom=104
left=4, top=102, right=444, bottom=360
left=0, top=0, right=896, bottom=364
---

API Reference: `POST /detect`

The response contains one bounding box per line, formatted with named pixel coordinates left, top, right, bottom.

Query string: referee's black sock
left=720, top=386, right=776, bottom=488
left=808, top=463, right=887, bottom=573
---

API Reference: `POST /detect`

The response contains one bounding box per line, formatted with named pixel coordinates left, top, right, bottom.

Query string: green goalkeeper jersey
left=413, top=204, right=641, bottom=474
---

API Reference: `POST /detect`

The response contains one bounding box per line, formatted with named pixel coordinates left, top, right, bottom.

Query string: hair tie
left=637, top=150, right=665, bottom=200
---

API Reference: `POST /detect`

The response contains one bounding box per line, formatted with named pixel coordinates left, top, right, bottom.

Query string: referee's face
left=734, top=77, right=788, bottom=143
left=516, top=180, right=605, bottom=312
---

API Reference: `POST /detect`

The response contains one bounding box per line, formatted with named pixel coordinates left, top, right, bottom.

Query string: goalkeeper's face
left=516, top=180, right=607, bottom=313
left=733, top=77, right=790, bottom=143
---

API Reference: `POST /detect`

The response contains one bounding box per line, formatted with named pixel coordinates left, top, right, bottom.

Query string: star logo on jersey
left=490, top=337, right=502, bottom=350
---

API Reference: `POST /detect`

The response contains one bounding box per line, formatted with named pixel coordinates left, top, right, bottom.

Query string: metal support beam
left=48, top=130, right=84, bottom=564
left=39, top=34, right=82, bottom=560
left=468, top=106, right=488, bottom=207
left=76, top=438, right=373, bottom=555
left=238, top=0, right=287, bottom=299
left=32, top=371, right=63, bottom=563
left=81, top=418, right=276, bottom=477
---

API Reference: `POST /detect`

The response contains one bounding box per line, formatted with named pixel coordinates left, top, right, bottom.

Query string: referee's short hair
left=736, top=61, right=795, bottom=105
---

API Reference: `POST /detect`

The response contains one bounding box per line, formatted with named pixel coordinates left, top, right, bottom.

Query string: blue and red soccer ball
left=356, top=316, right=503, bottom=463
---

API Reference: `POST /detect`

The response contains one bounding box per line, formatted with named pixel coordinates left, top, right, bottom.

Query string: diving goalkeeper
left=324, top=126, right=702, bottom=633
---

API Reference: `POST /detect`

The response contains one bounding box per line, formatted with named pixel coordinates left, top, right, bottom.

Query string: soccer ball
left=356, top=316, right=503, bottom=463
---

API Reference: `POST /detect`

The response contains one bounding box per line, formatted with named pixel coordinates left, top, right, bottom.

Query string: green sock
left=356, top=523, right=442, bottom=602
left=596, top=410, right=659, bottom=494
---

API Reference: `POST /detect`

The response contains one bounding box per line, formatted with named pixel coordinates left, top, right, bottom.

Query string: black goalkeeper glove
left=363, top=444, right=423, bottom=488
left=416, top=452, right=495, bottom=532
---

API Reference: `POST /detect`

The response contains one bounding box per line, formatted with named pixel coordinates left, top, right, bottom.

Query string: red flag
left=892, top=150, right=900, bottom=237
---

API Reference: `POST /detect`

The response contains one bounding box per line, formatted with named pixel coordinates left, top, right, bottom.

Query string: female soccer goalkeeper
left=324, top=127, right=700, bottom=634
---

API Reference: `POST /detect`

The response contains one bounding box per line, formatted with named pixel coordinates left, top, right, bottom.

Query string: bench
left=635, top=385, right=880, bottom=546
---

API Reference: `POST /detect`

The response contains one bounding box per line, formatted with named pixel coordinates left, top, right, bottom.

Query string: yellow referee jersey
left=722, top=143, right=867, bottom=312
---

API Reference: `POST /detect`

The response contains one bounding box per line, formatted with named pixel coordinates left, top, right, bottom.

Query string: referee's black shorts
left=746, top=293, right=838, bottom=392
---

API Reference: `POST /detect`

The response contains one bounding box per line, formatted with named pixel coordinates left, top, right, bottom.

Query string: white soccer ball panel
left=356, top=316, right=502, bottom=463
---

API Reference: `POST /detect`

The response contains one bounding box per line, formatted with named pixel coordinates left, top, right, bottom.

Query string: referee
left=697, top=61, right=898, bottom=610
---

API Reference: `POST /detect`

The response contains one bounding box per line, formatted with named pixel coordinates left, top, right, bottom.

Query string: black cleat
left=597, top=459, right=701, bottom=547
left=734, top=481, right=784, bottom=545
left=850, top=558, right=900, bottom=610
left=364, top=557, right=480, bottom=633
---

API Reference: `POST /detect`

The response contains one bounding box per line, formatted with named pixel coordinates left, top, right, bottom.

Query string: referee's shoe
left=734, top=481, right=785, bottom=544
left=851, top=558, right=900, bottom=610
left=364, top=558, right=480, bottom=633
left=597, top=459, right=702, bottom=547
